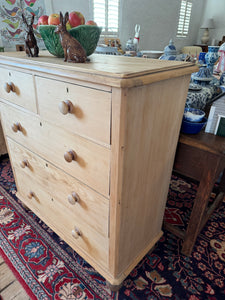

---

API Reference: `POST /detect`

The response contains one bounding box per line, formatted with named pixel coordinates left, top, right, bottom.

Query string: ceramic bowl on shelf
left=181, top=117, right=207, bottom=134
left=140, top=50, right=163, bottom=59
left=183, top=107, right=205, bottom=122
left=38, top=25, right=102, bottom=57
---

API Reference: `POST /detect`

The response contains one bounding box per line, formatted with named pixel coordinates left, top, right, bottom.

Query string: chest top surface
left=0, top=51, right=197, bottom=88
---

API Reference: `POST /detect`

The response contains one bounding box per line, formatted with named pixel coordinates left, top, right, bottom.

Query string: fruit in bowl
left=86, top=20, right=97, bottom=26
left=38, top=24, right=102, bottom=57
left=38, top=15, right=49, bottom=26
left=48, top=13, right=60, bottom=25
left=69, top=11, right=85, bottom=27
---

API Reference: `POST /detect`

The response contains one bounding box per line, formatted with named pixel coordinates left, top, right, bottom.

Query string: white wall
left=0, top=0, right=206, bottom=52
left=197, top=0, right=225, bottom=45
left=44, top=0, right=91, bottom=21
left=119, top=0, right=205, bottom=52
left=44, top=0, right=205, bottom=52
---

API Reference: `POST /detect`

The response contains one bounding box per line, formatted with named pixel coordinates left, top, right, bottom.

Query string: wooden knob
left=64, top=150, right=77, bottom=163
left=28, top=191, right=35, bottom=199
left=68, top=192, right=80, bottom=205
left=71, top=227, right=82, bottom=239
left=58, top=100, right=73, bottom=115
left=4, top=82, right=16, bottom=93
left=11, top=122, right=22, bottom=132
left=20, top=159, right=29, bottom=168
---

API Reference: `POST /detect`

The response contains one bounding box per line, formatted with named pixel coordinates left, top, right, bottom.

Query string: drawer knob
left=64, top=150, right=77, bottom=163
left=4, top=82, right=16, bottom=93
left=12, top=122, right=22, bottom=132
left=20, top=159, right=29, bottom=168
left=58, top=100, right=73, bottom=115
left=28, top=191, right=35, bottom=199
left=68, top=192, right=80, bottom=205
left=72, top=227, right=82, bottom=239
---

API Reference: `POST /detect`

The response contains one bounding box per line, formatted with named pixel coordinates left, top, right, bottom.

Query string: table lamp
left=200, top=18, right=215, bottom=44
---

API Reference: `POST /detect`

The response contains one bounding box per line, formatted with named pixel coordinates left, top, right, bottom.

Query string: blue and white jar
left=220, top=72, right=225, bottom=85
left=125, top=38, right=136, bottom=52
left=159, top=39, right=177, bottom=60
left=205, top=46, right=219, bottom=74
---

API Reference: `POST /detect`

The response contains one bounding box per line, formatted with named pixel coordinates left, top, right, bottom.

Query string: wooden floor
left=0, top=255, right=30, bottom=300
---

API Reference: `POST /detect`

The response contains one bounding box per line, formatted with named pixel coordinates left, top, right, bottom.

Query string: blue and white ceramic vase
left=159, top=39, right=177, bottom=60
left=205, top=46, right=219, bottom=74
left=220, top=72, right=225, bottom=85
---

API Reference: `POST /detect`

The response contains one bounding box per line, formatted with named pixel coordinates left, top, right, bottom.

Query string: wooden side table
left=164, top=131, right=225, bottom=256
left=194, top=44, right=208, bottom=52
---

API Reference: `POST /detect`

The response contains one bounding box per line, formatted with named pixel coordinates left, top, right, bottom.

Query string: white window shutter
left=93, top=0, right=120, bottom=37
left=177, top=0, right=192, bottom=37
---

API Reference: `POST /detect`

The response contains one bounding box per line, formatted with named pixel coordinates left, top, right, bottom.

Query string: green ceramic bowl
left=39, top=25, right=102, bottom=57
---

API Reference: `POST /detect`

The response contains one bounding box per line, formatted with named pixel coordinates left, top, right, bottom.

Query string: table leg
left=218, top=168, right=225, bottom=193
left=181, top=157, right=221, bottom=256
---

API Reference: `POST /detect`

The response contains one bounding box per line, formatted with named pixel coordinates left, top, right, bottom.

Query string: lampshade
left=200, top=18, right=215, bottom=29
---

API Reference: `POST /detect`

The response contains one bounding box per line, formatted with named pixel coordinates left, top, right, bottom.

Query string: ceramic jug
left=125, top=38, right=136, bottom=52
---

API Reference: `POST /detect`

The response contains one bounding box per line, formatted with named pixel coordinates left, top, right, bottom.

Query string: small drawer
left=0, top=103, right=110, bottom=197
left=0, top=67, right=37, bottom=112
left=36, top=76, right=111, bottom=145
left=7, top=137, right=109, bottom=268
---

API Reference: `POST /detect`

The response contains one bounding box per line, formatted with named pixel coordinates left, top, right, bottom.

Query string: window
left=92, top=0, right=120, bottom=37
left=177, top=0, right=192, bottom=37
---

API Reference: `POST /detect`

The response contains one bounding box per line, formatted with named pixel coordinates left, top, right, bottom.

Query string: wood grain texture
left=108, top=87, right=127, bottom=276
left=0, top=122, right=7, bottom=155
left=0, top=261, right=30, bottom=300
left=0, top=52, right=194, bottom=287
left=36, top=76, right=112, bottom=146
left=179, top=131, right=225, bottom=155
left=7, top=137, right=109, bottom=238
left=0, top=51, right=197, bottom=88
left=0, top=262, right=15, bottom=291
left=170, top=132, right=225, bottom=256
left=110, top=75, right=191, bottom=276
left=0, top=67, right=37, bottom=112
left=7, top=138, right=109, bottom=268
left=0, top=103, right=110, bottom=197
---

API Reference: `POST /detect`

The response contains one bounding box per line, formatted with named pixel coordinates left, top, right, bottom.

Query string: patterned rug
left=0, top=156, right=225, bottom=300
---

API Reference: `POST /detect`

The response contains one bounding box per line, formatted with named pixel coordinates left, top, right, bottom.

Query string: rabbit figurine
left=22, top=13, right=39, bottom=57
left=55, top=12, right=87, bottom=63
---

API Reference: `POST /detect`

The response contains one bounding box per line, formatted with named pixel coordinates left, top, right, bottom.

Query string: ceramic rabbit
left=55, top=12, right=87, bottom=63
left=22, top=13, right=39, bottom=57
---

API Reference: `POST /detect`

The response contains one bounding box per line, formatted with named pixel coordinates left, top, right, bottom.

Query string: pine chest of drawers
left=0, top=52, right=196, bottom=288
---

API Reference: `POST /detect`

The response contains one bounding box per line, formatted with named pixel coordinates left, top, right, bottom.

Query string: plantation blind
left=93, top=0, right=120, bottom=36
left=177, top=0, right=193, bottom=37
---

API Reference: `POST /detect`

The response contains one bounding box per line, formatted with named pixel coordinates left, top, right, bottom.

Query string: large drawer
left=7, top=137, right=109, bottom=268
left=36, top=76, right=111, bottom=145
left=0, top=103, right=110, bottom=197
left=0, top=67, right=37, bottom=112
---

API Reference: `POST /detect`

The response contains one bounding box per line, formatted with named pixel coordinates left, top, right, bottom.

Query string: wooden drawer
left=35, top=76, right=111, bottom=145
left=7, top=137, right=109, bottom=268
left=0, top=67, right=37, bottom=112
left=0, top=103, right=110, bottom=197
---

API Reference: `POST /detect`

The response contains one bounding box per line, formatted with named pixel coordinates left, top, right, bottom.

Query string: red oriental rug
left=0, top=156, right=225, bottom=299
